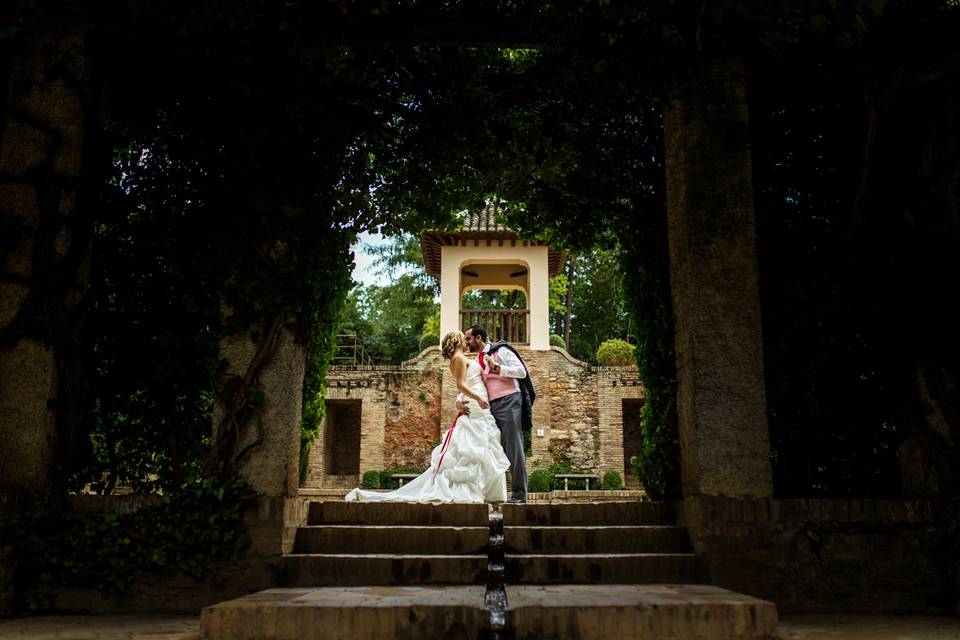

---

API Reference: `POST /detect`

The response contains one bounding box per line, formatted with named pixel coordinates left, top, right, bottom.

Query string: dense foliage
left=3, top=0, right=958, bottom=504
left=0, top=476, right=252, bottom=596
left=749, top=11, right=960, bottom=495
left=339, top=235, right=439, bottom=363
left=602, top=471, right=624, bottom=491
left=560, top=249, right=632, bottom=362
left=596, top=339, right=637, bottom=367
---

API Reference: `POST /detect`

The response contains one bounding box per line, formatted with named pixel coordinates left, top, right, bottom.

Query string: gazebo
left=420, top=204, right=565, bottom=350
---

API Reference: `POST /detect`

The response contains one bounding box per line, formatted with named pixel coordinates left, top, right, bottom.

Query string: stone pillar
left=526, top=247, right=550, bottom=350
left=0, top=15, right=91, bottom=496
left=663, top=57, right=773, bottom=498
left=214, top=325, right=306, bottom=499
left=439, top=248, right=461, bottom=337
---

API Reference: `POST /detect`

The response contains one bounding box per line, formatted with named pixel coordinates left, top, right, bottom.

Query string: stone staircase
left=502, top=501, right=706, bottom=584
left=202, top=500, right=778, bottom=639
left=283, top=501, right=490, bottom=586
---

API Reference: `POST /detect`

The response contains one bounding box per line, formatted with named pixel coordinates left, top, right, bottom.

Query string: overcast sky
left=350, top=231, right=392, bottom=288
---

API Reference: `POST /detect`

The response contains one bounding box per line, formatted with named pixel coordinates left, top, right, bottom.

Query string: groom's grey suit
left=482, top=342, right=528, bottom=501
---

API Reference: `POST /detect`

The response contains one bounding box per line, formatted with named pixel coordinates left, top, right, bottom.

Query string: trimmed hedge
left=549, top=334, right=566, bottom=348
left=528, top=469, right=552, bottom=493
left=596, top=338, right=636, bottom=366
left=361, top=470, right=381, bottom=489
left=602, top=470, right=624, bottom=490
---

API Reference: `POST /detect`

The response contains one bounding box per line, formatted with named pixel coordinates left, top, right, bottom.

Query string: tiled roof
left=463, top=202, right=510, bottom=233
left=420, top=203, right=565, bottom=279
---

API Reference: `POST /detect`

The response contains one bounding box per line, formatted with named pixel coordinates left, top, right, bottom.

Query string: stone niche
left=304, top=346, right=643, bottom=489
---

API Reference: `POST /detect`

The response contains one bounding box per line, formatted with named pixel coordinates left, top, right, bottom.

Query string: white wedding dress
left=344, top=356, right=510, bottom=503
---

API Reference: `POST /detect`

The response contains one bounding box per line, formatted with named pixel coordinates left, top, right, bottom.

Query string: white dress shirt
left=482, top=342, right=527, bottom=392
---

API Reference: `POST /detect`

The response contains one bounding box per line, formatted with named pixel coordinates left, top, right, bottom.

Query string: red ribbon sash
left=433, top=351, right=490, bottom=484
left=432, top=411, right=462, bottom=484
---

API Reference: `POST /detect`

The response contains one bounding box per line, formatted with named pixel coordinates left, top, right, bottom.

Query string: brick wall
left=309, top=346, right=644, bottom=488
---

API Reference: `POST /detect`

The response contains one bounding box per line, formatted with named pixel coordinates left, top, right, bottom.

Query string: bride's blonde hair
left=441, top=330, right=465, bottom=360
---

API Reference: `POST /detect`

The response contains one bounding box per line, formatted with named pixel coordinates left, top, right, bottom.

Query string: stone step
left=201, top=585, right=778, bottom=640
left=201, top=586, right=489, bottom=640
left=293, top=525, right=489, bottom=555
left=502, top=501, right=678, bottom=526
left=505, top=553, right=709, bottom=584
left=504, top=525, right=691, bottom=554
left=307, top=501, right=488, bottom=526
left=281, top=553, right=487, bottom=586
left=507, top=584, right=778, bottom=640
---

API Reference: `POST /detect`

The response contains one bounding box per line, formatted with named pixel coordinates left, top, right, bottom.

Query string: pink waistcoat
left=480, top=350, right=519, bottom=401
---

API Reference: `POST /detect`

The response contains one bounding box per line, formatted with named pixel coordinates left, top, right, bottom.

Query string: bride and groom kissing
left=345, top=325, right=534, bottom=504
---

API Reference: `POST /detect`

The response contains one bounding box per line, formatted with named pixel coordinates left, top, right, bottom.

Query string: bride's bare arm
left=452, top=355, right=489, bottom=409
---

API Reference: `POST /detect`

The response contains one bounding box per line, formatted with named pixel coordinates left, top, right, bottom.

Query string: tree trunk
left=0, top=10, right=95, bottom=501
left=563, top=254, right=576, bottom=348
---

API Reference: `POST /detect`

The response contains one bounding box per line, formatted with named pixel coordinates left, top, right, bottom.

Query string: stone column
left=663, top=57, right=773, bottom=498
left=439, top=247, right=461, bottom=337
left=526, top=247, right=550, bottom=350
left=214, top=324, right=306, bottom=499
left=0, top=14, right=92, bottom=497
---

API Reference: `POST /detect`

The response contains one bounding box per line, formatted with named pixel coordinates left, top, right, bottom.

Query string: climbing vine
left=0, top=476, right=253, bottom=601
left=620, top=222, right=682, bottom=501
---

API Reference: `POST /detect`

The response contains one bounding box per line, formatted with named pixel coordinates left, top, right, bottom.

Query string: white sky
left=350, top=231, right=399, bottom=288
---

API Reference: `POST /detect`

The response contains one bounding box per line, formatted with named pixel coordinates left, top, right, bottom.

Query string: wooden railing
left=459, top=309, right=529, bottom=344
left=334, top=334, right=374, bottom=366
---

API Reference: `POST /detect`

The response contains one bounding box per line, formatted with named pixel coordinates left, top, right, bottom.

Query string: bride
left=345, top=330, right=510, bottom=503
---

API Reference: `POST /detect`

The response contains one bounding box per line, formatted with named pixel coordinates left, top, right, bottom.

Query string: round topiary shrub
left=528, top=469, right=553, bottom=493
left=602, top=470, right=623, bottom=490
left=361, top=470, right=380, bottom=489
left=418, top=334, right=440, bottom=351
left=549, top=334, right=566, bottom=349
left=596, top=338, right=636, bottom=366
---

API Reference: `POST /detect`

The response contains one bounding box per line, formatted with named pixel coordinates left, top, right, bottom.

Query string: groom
left=457, top=324, right=533, bottom=504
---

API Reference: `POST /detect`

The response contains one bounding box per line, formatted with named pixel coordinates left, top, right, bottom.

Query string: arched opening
left=460, top=260, right=530, bottom=344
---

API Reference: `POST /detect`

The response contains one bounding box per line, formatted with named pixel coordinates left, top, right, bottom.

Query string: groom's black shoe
left=507, top=497, right=526, bottom=504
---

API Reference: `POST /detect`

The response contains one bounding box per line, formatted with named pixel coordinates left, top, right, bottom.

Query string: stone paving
left=777, top=613, right=960, bottom=639
left=1, top=612, right=958, bottom=639
left=0, top=615, right=198, bottom=639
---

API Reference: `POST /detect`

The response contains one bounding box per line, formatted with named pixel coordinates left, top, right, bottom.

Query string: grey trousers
left=490, top=391, right=527, bottom=500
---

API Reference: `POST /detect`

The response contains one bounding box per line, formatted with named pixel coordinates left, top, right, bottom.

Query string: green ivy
left=300, top=238, right=354, bottom=482
left=620, top=230, right=682, bottom=500
left=0, top=476, right=253, bottom=595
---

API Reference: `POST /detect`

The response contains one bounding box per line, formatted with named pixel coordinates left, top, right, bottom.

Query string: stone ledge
left=527, top=489, right=649, bottom=502
left=681, top=496, right=952, bottom=526
left=201, top=584, right=778, bottom=640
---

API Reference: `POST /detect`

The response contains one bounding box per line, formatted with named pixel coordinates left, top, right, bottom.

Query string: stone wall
left=311, top=346, right=643, bottom=489
left=681, top=496, right=960, bottom=614
left=1, top=494, right=308, bottom=615
left=304, top=348, right=446, bottom=488
left=0, top=12, right=93, bottom=497
left=383, top=368, right=443, bottom=470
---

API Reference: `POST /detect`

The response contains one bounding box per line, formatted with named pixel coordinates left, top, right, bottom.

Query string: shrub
left=418, top=334, right=439, bottom=351
left=379, top=467, right=423, bottom=489
left=549, top=334, right=566, bottom=348
left=602, top=470, right=623, bottom=490
left=528, top=469, right=553, bottom=493
left=596, top=338, right=636, bottom=366
left=361, top=470, right=380, bottom=489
